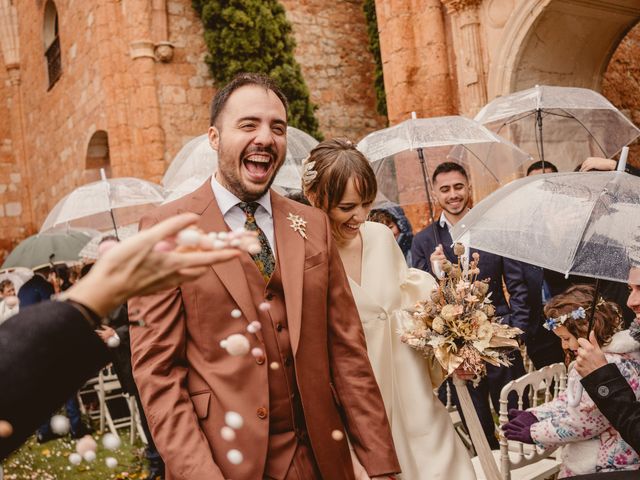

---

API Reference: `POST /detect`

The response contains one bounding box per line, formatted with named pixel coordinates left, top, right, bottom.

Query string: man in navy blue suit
left=411, top=162, right=531, bottom=449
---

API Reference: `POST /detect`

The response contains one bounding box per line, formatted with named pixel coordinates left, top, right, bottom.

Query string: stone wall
left=602, top=21, right=640, bottom=167
left=280, top=0, right=386, bottom=141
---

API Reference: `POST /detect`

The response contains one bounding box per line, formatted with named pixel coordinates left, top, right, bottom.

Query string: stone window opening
left=43, top=0, right=61, bottom=90
left=85, top=131, right=111, bottom=182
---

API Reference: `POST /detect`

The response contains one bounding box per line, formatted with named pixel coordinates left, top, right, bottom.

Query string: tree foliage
left=362, top=0, right=387, bottom=118
left=193, top=0, right=323, bottom=139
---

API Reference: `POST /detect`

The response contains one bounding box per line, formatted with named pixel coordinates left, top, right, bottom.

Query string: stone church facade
left=0, top=0, right=638, bottom=258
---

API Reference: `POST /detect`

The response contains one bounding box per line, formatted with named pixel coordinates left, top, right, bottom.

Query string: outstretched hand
left=66, top=213, right=242, bottom=316
left=575, top=331, right=608, bottom=377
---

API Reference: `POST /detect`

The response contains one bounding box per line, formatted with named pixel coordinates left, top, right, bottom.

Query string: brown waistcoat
left=239, top=253, right=308, bottom=479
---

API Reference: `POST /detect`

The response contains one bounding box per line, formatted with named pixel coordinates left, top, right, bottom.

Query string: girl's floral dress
left=529, top=330, right=640, bottom=477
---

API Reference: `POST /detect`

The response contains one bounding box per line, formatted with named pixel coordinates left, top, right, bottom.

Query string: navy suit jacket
left=411, top=221, right=532, bottom=340
left=17, top=274, right=54, bottom=308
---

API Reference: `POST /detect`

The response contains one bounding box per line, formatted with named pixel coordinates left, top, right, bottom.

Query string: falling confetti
left=220, top=426, right=236, bottom=441
left=75, top=435, right=97, bottom=456
left=102, top=433, right=122, bottom=450
left=224, top=411, right=244, bottom=430
left=331, top=430, right=344, bottom=441
left=50, top=415, right=70, bottom=436
left=107, top=335, right=121, bottom=348
left=230, top=309, right=242, bottom=319
left=250, top=347, right=264, bottom=358
left=258, top=302, right=271, bottom=312
left=82, top=450, right=96, bottom=462
left=105, top=456, right=118, bottom=468
left=226, top=449, right=243, bottom=465
left=68, top=453, right=82, bottom=465
left=247, top=321, right=261, bottom=334
left=220, top=334, right=250, bottom=356
left=270, top=362, right=280, bottom=370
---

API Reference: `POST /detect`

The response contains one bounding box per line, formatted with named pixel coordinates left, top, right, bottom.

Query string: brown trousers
left=264, top=441, right=322, bottom=480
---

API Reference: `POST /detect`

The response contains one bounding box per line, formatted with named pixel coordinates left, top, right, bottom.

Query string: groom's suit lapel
left=185, top=179, right=262, bottom=342
left=271, top=192, right=305, bottom=356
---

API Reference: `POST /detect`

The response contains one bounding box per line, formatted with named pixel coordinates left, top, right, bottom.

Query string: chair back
left=497, top=362, right=567, bottom=479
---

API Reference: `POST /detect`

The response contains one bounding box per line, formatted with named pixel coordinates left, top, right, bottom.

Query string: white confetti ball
left=76, top=435, right=98, bottom=455
left=219, top=339, right=228, bottom=349
left=270, top=362, right=280, bottom=370
left=217, top=232, right=229, bottom=240
left=224, top=411, right=244, bottom=430
left=250, top=347, right=264, bottom=358
left=213, top=240, right=227, bottom=250
left=176, top=228, right=201, bottom=247
left=102, top=433, right=121, bottom=450
left=258, top=302, right=271, bottom=312
left=82, top=450, right=96, bottom=462
left=230, top=309, right=242, bottom=319
left=247, top=324, right=257, bottom=334
left=50, top=415, right=70, bottom=435
left=223, top=334, right=250, bottom=356
left=331, top=429, right=344, bottom=441
left=220, top=426, right=236, bottom=441
left=227, top=449, right=243, bottom=465
left=105, top=457, right=118, bottom=469
left=248, top=321, right=261, bottom=332
left=68, top=453, right=82, bottom=465
left=107, top=335, right=121, bottom=348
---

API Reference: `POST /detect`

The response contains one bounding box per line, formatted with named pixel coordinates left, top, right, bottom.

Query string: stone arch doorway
left=488, top=0, right=640, bottom=98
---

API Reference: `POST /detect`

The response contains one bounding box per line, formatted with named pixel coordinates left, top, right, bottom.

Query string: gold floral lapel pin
left=287, top=212, right=307, bottom=239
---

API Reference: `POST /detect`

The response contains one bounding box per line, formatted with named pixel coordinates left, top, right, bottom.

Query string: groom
left=129, top=73, right=399, bottom=480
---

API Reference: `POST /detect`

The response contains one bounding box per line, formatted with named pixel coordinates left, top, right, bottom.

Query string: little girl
left=504, top=284, right=640, bottom=477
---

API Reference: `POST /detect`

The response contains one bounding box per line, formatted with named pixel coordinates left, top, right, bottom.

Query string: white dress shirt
left=210, top=175, right=276, bottom=258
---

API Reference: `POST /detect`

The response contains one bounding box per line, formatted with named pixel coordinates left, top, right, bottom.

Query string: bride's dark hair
left=302, top=138, right=377, bottom=211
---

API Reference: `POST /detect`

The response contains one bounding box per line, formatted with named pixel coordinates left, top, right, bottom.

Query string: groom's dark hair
left=209, top=73, right=289, bottom=127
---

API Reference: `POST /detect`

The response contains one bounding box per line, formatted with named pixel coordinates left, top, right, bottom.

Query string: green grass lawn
left=1, top=433, right=148, bottom=479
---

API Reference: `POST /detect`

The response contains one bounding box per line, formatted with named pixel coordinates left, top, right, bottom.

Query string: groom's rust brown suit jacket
left=129, top=180, right=399, bottom=480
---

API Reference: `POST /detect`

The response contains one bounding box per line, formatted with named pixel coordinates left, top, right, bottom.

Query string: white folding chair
left=443, top=381, right=475, bottom=455
left=94, top=365, right=138, bottom=443
left=471, top=362, right=567, bottom=480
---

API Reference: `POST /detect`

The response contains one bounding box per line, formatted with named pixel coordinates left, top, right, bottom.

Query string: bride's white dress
left=345, top=222, right=476, bottom=480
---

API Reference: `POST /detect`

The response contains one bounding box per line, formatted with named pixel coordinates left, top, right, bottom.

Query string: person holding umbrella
left=411, top=161, right=531, bottom=450
left=573, top=266, right=640, bottom=455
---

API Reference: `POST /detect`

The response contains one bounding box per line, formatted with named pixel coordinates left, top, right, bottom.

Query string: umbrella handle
left=566, top=376, right=583, bottom=408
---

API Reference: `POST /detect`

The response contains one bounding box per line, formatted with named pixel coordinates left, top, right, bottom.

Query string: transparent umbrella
left=40, top=172, right=165, bottom=236
left=162, top=126, right=319, bottom=200
left=451, top=150, right=640, bottom=406
left=0, top=267, right=33, bottom=291
left=357, top=115, right=531, bottom=241
left=450, top=154, right=640, bottom=284
left=475, top=85, right=640, bottom=171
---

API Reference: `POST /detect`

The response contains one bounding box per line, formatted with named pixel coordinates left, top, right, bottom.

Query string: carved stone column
left=0, top=0, right=35, bottom=232
left=151, top=0, right=174, bottom=62
left=375, top=0, right=454, bottom=124
left=442, top=0, right=488, bottom=116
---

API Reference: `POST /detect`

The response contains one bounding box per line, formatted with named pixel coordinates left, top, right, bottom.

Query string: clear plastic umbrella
left=450, top=158, right=640, bottom=284
left=162, top=126, right=319, bottom=199
left=78, top=224, right=139, bottom=260
left=2, top=231, right=93, bottom=269
left=40, top=173, right=165, bottom=235
left=475, top=85, right=640, bottom=171
left=357, top=115, right=532, bottom=239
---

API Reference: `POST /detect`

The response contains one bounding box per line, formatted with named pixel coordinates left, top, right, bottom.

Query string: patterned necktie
left=238, top=202, right=275, bottom=282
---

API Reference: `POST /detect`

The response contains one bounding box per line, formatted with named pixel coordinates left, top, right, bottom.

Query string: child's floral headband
left=543, top=307, right=586, bottom=331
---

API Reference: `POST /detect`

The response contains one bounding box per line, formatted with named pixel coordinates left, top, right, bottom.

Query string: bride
left=302, top=139, right=475, bottom=479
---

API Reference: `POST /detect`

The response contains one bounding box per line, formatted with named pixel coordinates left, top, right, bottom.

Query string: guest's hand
left=430, top=244, right=446, bottom=274
left=580, top=157, right=616, bottom=172
left=95, top=326, right=116, bottom=343
left=65, top=213, right=241, bottom=317
left=503, top=410, right=537, bottom=444
left=575, top=331, right=608, bottom=377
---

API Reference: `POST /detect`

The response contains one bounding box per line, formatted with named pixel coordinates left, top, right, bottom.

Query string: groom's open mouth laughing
left=242, top=148, right=276, bottom=184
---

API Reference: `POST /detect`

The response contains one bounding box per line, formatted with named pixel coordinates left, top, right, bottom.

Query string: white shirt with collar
left=210, top=174, right=276, bottom=258
left=432, top=212, right=469, bottom=278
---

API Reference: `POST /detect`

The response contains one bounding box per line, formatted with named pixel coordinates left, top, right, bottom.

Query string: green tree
left=193, top=0, right=323, bottom=139
left=363, top=0, right=387, bottom=118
